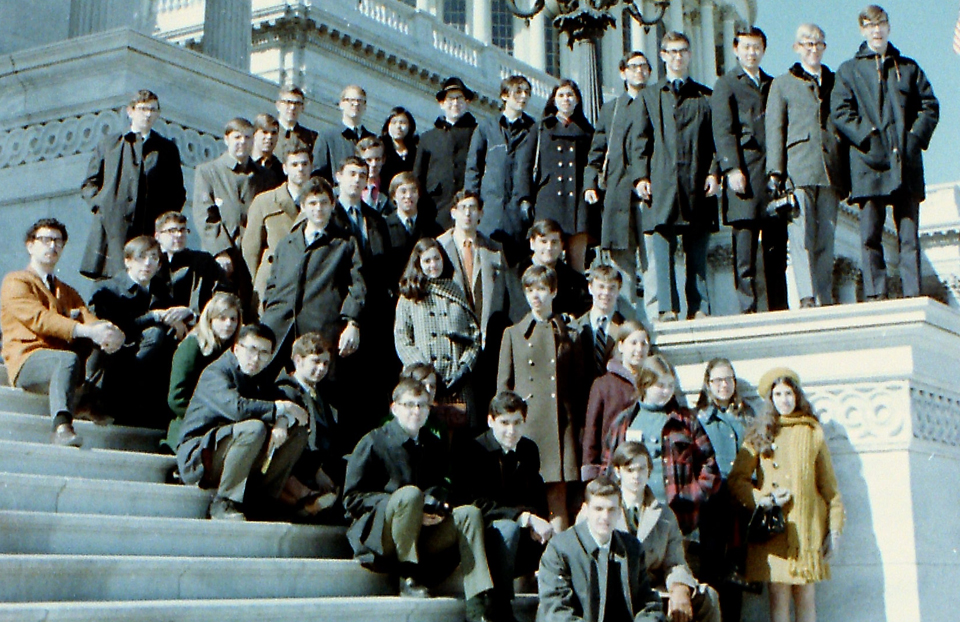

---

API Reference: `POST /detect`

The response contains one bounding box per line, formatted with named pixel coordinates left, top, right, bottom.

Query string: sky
left=754, top=0, right=960, bottom=186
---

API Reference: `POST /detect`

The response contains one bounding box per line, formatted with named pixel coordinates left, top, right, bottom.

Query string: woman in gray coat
left=394, top=238, right=481, bottom=419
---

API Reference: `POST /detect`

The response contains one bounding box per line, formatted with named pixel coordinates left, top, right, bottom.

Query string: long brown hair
left=695, top=357, right=749, bottom=415
left=746, top=375, right=817, bottom=456
left=398, top=238, right=453, bottom=302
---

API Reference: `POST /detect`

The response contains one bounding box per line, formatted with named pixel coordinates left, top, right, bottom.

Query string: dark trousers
left=99, top=325, right=174, bottom=427
left=731, top=220, right=788, bottom=313
left=860, top=195, right=921, bottom=298
left=649, top=228, right=710, bottom=316
left=697, top=484, right=746, bottom=622
left=15, top=348, right=85, bottom=429
left=485, top=518, right=545, bottom=599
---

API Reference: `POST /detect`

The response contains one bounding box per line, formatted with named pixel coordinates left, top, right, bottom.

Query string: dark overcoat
left=312, top=124, right=375, bottom=183
left=583, top=93, right=644, bottom=250
left=464, top=113, right=537, bottom=242
left=711, top=66, right=773, bottom=224
left=634, top=79, right=719, bottom=232
left=380, top=138, right=417, bottom=197
left=534, top=116, right=595, bottom=235
left=155, top=249, right=226, bottom=316
left=414, top=113, right=478, bottom=228
left=507, top=259, right=590, bottom=323
left=342, top=419, right=450, bottom=566
left=831, top=42, right=939, bottom=202
left=80, top=130, right=185, bottom=279
left=259, top=221, right=365, bottom=347
left=192, top=153, right=272, bottom=257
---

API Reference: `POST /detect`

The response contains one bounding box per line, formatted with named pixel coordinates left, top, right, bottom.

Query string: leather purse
left=747, top=504, right=787, bottom=542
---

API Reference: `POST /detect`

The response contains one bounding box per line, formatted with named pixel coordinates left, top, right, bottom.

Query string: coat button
left=557, top=162, right=564, bottom=168
left=557, top=175, right=563, bottom=182
left=528, top=359, right=535, bottom=365
left=551, top=393, right=556, bottom=398
left=557, top=191, right=562, bottom=196
left=557, top=146, right=562, bottom=151
left=569, top=146, right=575, bottom=152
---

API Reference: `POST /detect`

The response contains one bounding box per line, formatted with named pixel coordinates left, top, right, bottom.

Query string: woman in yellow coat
left=728, top=368, right=844, bottom=622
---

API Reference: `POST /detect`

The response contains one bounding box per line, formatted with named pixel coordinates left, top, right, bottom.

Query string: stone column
left=721, top=8, right=736, bottom=74
left=668, top=0, right=685, bottom=33
left=514, top=12, right=546, bottom=71
left=203, top=0, right=253, bottom=71
left=699, top=0, right=717, bottom=85
left=69, top=0, right=156, bottom=37
left=467, top=0, right=492, bottom=45
left=601, top=11, right=624, bottom=90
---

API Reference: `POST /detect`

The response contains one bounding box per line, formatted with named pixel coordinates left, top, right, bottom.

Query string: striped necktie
left=594, top=317, right=607, bottom=373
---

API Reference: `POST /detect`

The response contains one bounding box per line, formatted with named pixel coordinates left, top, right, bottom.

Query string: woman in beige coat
left=728, top=368, right=844, bottom=622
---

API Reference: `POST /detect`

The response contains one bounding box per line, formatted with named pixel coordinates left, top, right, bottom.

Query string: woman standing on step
left=728, top=368, right=844, bottom=622
left=161, top=292, right=241, bottom=452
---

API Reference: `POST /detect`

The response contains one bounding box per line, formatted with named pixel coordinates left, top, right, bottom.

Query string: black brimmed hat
left=436, top=77, right=476, bottom=102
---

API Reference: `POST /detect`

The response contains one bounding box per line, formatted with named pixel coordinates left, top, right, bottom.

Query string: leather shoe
left=658, top=311, right=678, bottom=322
left=51, top=423, right=83, bottom=448
left=208, top=496, right=246, bottom=521
left=465, top=592, right=493, bottom=622
left=398, top=576, right=430, bottom=598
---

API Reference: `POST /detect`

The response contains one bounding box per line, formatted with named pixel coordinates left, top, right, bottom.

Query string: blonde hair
left=795, top=23, right=825, bottom=43
left=192, top=292, right=242, bottom=356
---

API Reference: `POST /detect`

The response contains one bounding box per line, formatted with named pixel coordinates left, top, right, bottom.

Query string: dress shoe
left=799, top=297, right=817, bottom=309
left=51, top=423, right=83, bottom=447
left=208, top=496, right=246, bottom=521
left=464, top=591, right=494, bottom=622
left=398, top=576, right=430, bottom=598
left=690, top=310, right=709, bottom=320
left=658, top=311, right=678, bottom=322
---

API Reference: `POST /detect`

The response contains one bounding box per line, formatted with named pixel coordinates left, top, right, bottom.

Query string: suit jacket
left=508, top=259, right=590, bottom=323
left=711, top=66, right=773, bottom=223
left=254, top=154, right=285, bottom=192
left=176, top=350, right=282, bottom=486
left=584, top=92, right=644, bottom=251
left=155, top=249, right=225, bottom=316
left=242, top=182, right=302, bottom=299
left=276, top=371, right=346, bottom=485
left=342, top=418, right=450, bottom=565
left=0, top=270, right=98, bottom=383
left=766, top=63, right=846, bottom=193
left=415, top=113, right=478, bottom=228
left=312, top=124, right=375, bottom=183
left=437, top=230, right=509, bottom=349
left=569, top=310, right=625, bottom=386
left=260, top=221, right=366, bottom=348
left=80, top=130, right=185, bottom=279
left=276, top=122, right=319, bottom=159
left=384, top=212, right=443, bottom=287
left=634, top=78, right=719, bottom=232
left=537, top=522, right=664, bottom=622
left=88, top=274, right=170, bottom=342
left=453, top=430, right=548, bottom=522
left=192, top=153, right=272, bottom=256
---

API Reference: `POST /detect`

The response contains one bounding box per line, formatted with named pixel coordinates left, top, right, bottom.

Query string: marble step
left=0, top=510, right=352, bottom=559
left=0, top=387, right=48, bottom=416
left=0, top=410, right=165, bottom=453
left=0, top=472, right=211, bottom=518
left=0, top=439, right=175, bottom=482
left=0, top=597, right=466, bottom=622
left=0, top=555, right=392, bottom=602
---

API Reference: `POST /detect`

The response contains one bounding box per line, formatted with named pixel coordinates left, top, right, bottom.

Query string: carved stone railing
left=0, top=110, right=221, bottom=170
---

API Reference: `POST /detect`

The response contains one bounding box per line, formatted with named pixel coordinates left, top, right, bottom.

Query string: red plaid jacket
left=602, top=399, right=721, bottom=534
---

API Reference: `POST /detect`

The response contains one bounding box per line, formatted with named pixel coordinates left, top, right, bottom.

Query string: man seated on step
left=153, top=211, right=229, bottom=322
left=176, top=323, right=310, bottom=521
left=0, top=218, right=124, bottom=447
left=342, top=377, right=497, bottom=621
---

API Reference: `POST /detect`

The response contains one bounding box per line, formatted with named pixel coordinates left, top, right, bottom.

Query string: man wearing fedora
left=414, top=77, right=479, bottom=229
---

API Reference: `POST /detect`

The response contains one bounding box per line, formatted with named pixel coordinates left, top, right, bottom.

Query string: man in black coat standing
left=712, top=27, right=786, bottom=314
left=832, top=4, right=939, bottom=300
left=414, top=77, right=478, bottom=230
left=313, top=85, right=376, bottom=183
left=80, top=89, right=185, bottom=280
left=584, top=51, right=651, bottom=322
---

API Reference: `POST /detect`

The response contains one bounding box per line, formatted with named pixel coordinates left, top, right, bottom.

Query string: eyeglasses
left=798, top=41, right=827, bottom=50
left=397, top=401, right=430, bottom=411
left=625, top=62, right=651, bottom=71
left=662, top=48, right=690, bottom=56
left=861, top=20, right=889, bottom=29
left=710, top=376, right=736, bottom=385
left=277, top=99, right=304, bottom=107
left=158, top=227, right=189, bottom=235
left=132, top=105, right=160, bottom=113
left=32, top=235, right=65, bottom=248
left=342, top=97, right=366, bottom=105
left=237, top=341, right=273, bottom=359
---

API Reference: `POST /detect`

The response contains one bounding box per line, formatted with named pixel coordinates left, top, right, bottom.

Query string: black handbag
left=747, top=504, right=786, bottom=542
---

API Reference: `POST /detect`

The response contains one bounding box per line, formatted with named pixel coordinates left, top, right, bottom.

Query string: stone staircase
left=0, top=385, right=474, bottom=621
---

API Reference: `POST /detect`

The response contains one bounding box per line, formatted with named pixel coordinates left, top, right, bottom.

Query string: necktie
left=672, top=79, right=683, bottom=95
left=350, top=207, right=365, bottom=245
left=403, top=217, right=414, bottom=234
left=462, top=238, right=475, bottom=288
left=45, top=274, right=56, bottom=293
left=594, top=316, right=608, bottom=373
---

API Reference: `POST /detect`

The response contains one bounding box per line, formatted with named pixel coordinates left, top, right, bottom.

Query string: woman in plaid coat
left=394, top=238, right=481, bottom=422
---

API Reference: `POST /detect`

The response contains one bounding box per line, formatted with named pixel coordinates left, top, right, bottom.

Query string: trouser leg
left=691, top=582, right=722, bottom=622
left=604, top=247, right=648, bottom=325
left=382, top=486, right=425, bottom=564
left=683, top=229, right=710, bottom=316
left=452, top=505, right=495, bottom=599
left=761, top=219, right=789, bottom=311
left=650, top=231, right=679, bottom=314
left=893, top=196, right=921, bottom=297
left=642, top=234, right=660, bottom=321
left=208, top=419, right=268, bottom=503
left=15, top=349, right=83, bottom=430
left=859, top=198, right=888, bottom=298
left=250, top=424, right=308, bottom=499
left=731, top=226, right=758, bottom=313
left=812, top=187, right=838, bottom=305
left=485, top=519, right=523, bottom=599
left=788, top=188, right=816, bottom=302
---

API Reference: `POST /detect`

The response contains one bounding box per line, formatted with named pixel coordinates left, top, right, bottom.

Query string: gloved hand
left=766, top=173, right=785, bottom=199
left=771, top=486, right=793, bottom=507
left=822, top=531, right=841, bottom=562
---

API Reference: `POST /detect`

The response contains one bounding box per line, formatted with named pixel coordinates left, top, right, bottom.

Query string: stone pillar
left=203, top=0, right=253, bottom=71
left=69, top=0, right=156, bottom=37
left=601, top=11, right=624, bottom=90
left=467, top=0, right=492, bottom=45
left=668, top=0, right=685, bottom=33
left=721, top=8, right=736, bottom=74
left=514, top=12, right=546, bottom=71
left=568, top=38, right=602, bottom=124
left=699, top=0, right=717, bottom=85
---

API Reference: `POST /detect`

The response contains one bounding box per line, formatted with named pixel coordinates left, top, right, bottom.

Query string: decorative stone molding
left=912, top=387, right=960, bottom=447
left=0, top=110, right=221, bottom=170
left=809, top=381, right=909, bottom=444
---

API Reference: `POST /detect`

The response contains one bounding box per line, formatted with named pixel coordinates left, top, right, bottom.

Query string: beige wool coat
left=728, top=413, right=844, bottom=584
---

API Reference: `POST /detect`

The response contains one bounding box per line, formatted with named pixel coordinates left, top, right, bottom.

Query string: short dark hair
left=583, top=476, right=620, bottom=503
left=500, top=75, right=532, bottom=99
left=392, top=377, right=428, bottom=402
left=283, top=141, right=313, bottom=163
left=25, top=218, right=68, bottom=245
left=224, top=117, right=254, bottom=136
left=527, top=218, right=564, bottom=240
left=399, top=362, right=438, bottom=383
left=489, top=391, right=528, bottom=420
left=292, top=331, right=332, bottom=359
left=389, top=172, right=419, bottom=198
left=381, top=107, right=418, bottom=139
left=521, top=264, right=558, bottom=292
left=619, top=51, right=648, bottom=72
left=254, top=113, right=279, bottom=132
left=128, top=89, right=159, bottom=108
left=660, top=31, right=690, bottom=51
left=301, top=177, right=334, bottom=203
left=278, top=85, right=305, bottom=100
left=237, top=323, right=276, bottom=349
left=337, top=155, right=368, bottom=174
left=859, top=4, right=888, bottom=26
left=155, top=211, right=187, bottom=231
left=123, top=235, right=161, bottom=260
left=734, top=26, right=767, bottom=48
left=587, top=264, right=623, bottom=286
left=611, top=441, right=653, bottom=470
left=356, top=136, right=384, bottom=154
left=452, top=189, right=482, bottom=210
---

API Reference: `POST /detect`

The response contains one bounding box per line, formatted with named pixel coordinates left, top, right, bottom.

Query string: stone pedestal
left=69, top=0, right=157, bottom=37
left=659, top=298, right=960, bottom=622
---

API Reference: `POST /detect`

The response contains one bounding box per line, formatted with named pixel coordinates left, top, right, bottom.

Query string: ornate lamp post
left=505, top=0, right=670, bottom=122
